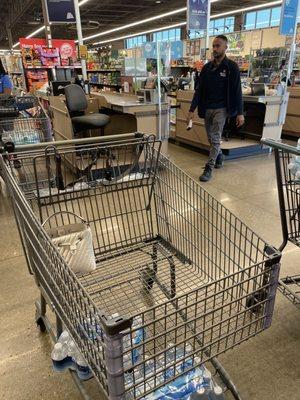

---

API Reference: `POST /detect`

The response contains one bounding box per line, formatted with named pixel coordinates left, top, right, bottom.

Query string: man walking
left=188, top=35, right=244, bottom=182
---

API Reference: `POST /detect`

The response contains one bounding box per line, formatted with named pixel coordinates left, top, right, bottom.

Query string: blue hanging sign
left=142, top=42, right=157, bottom=59
left=279, top=0, right=299, bottom=36
left=171, top=41, right=184, bottom=60
left=46, top=0, right=76, bottom=23
left=187, top=0, right=210, bottom=31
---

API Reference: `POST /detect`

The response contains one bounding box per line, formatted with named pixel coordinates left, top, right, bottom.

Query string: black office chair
left=64, top=84, right=110, bottom=137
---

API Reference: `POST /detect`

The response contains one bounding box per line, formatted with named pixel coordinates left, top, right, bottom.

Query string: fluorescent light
left=11, top=0, right=89, bottom=49
left=26, top=26, right=45, bottom=39
left=92, top=23, right=186, bottom=45
left=82, top=7, right=188, bottom=42
left=212, top=0, right=282, bottom=18
left=90, top=0, right=283, bottom=45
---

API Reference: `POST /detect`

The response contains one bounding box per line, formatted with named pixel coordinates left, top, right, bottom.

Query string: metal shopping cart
left=1, top=133, right=281, bottom=400
left=0, top=95, right=52, bottom=152
left=261, top=139, right=300, bottom=308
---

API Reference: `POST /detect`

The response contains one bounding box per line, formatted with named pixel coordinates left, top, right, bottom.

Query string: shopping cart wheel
left=36, top=316, right=47, bottom=333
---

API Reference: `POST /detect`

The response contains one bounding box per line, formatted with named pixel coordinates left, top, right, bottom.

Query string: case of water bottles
left=0, top=95, right=52, bottom=153
left=2, top=134, right=281, bottom=399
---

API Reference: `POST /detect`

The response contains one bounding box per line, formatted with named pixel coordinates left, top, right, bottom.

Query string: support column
left=234, top=13, right=244, bottom=32
left=205, top=0, right=211, bottom=62
left=74, top=0, right=87, bottom=82
left=41, top=0, right=52, bottom=47
left=6, top=24, right=13, bottom=50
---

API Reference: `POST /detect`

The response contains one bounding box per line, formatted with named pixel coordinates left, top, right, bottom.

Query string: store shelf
left=87, top=69, right=121, bottom=72
left=171, top=66, right=192, bottom=68
left=89, top=82, right=121, bottom=88
left=24, top=66, right=81, bottom=69
left=10, top=71, right=23, bottom=74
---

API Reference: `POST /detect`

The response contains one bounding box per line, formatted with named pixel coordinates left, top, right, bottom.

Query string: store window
left=270, top=7, right=281, bottom=27
left=189, top=29, right=205, bottom=39
left=152, top=28, right=181, bottom=42
left=125, top=35, right=147, bottom=49
left=256, top=9, right=271, bottom=29
left=244, top=7, right=281, bottom=30
left=245, top=11, right=256, bottom=30
left=189, top=17, right=234, bottom=39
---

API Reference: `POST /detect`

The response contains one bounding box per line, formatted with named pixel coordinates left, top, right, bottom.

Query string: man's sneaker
left=199, top=165, right=212, bottom=182
left=215, top=152, right=224, bottom=169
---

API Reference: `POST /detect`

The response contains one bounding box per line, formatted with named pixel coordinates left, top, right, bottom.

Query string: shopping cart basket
left=0, top=95, right=52, bottom=151
left=262, top=139, right=300, bottom=308
left=1, top=133, right=281, bottom=400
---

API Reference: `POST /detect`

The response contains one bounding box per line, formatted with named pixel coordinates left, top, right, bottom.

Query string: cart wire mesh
left=2, top=134, right=281, bottom=399
left=0, top=95, right=52, bottom=148
left=262, top=139, right=300, bottom=308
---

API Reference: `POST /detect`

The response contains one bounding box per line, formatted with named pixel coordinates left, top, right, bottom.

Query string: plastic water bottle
left=189, top=387, right=209, bottom=399
left=123, top=316, right=145, bottom=369
left=51, top=343, right=71, bottom=372
left=74, top=354, right=93, bottom=380
left=288, top=139, right=300, bottom=179
left=202, top=368, right=212, bottom=390
left=68, top=341, right=93, bottom=380
left=58, top=331, right=70, bottom=346
left=213, top=385, right=225, bottom=399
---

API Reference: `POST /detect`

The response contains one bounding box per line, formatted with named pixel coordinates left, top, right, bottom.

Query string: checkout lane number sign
left=280, top=0, right=300, bottom=36
left=46, top=0, right=76, bottom=23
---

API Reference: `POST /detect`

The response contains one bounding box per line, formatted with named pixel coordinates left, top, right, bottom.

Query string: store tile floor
left=0, top=142, right=299, bottom=400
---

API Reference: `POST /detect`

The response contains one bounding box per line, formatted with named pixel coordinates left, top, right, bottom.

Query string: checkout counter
left=175, top=89, right=287, bottom=158
left=283, top=86, right=300, bottom=138
left=45, top=91, right=168, bottom=142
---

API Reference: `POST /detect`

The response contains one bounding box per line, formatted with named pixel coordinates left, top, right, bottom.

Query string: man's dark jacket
left=190, top=56, right=243, bottom=118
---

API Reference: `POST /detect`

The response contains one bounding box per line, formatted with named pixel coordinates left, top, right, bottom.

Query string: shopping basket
left=261, top=139, right=300, bottom=308
left=1, top=133, right=281, bottom=400
left=0, top=95, right=52, bottom=150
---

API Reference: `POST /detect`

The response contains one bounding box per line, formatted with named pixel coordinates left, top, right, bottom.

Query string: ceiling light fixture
left=78, top=0, right=90, bottom=5
left=212, top=0, right=282, bottom=18
left=11, top=0, right=90, bottom=49
left=92, top=22, right=186, bottom=45
left=91, top=0, right=283, bottom=45
left=26, top=25, right=45, bottom=39
left=82, top=0, right=282, bottom=42
left=81, top=7, right=188, bottom=42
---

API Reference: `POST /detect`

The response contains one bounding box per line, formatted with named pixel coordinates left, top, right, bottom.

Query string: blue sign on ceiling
left=279, top=0, right=299, bottom=36
left=187, top=0, right=210, bottom=31
left=46, top=0, right=76, bottom=24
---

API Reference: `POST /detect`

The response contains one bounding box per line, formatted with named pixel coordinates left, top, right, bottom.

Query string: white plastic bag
left=43, top=211, right=96, bottom=274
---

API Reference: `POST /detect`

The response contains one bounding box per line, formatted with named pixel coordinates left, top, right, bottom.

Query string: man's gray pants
left=204, top=108, right=227, bottom=168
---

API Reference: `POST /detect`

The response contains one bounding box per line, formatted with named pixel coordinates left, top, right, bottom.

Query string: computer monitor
left=251, top=83, right=266, bottom=97
left=51, top=81, right=71, bottom=96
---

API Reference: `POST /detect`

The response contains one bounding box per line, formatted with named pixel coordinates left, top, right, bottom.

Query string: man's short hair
left=215, top=35, right=228, bottom=43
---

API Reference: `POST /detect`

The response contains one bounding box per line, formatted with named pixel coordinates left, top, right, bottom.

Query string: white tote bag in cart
left=42, top=211, right=96, bottom=275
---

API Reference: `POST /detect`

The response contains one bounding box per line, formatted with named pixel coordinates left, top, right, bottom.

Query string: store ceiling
left=0, top=0, right=277, bottom=49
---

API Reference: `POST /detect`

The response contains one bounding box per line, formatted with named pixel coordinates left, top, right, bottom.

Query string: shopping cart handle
left=100, top=312, right=133, bottom=335
left=261, top=138, right=300, bottom=156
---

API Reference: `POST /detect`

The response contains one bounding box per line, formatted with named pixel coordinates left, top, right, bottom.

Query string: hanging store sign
left=187, top=0, right=210, bottom=31
left=227, top=33, right=246, bottom=53
left=279, top=0, right=299, bottom=36
left=46, top=0, right=76, bottom=23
